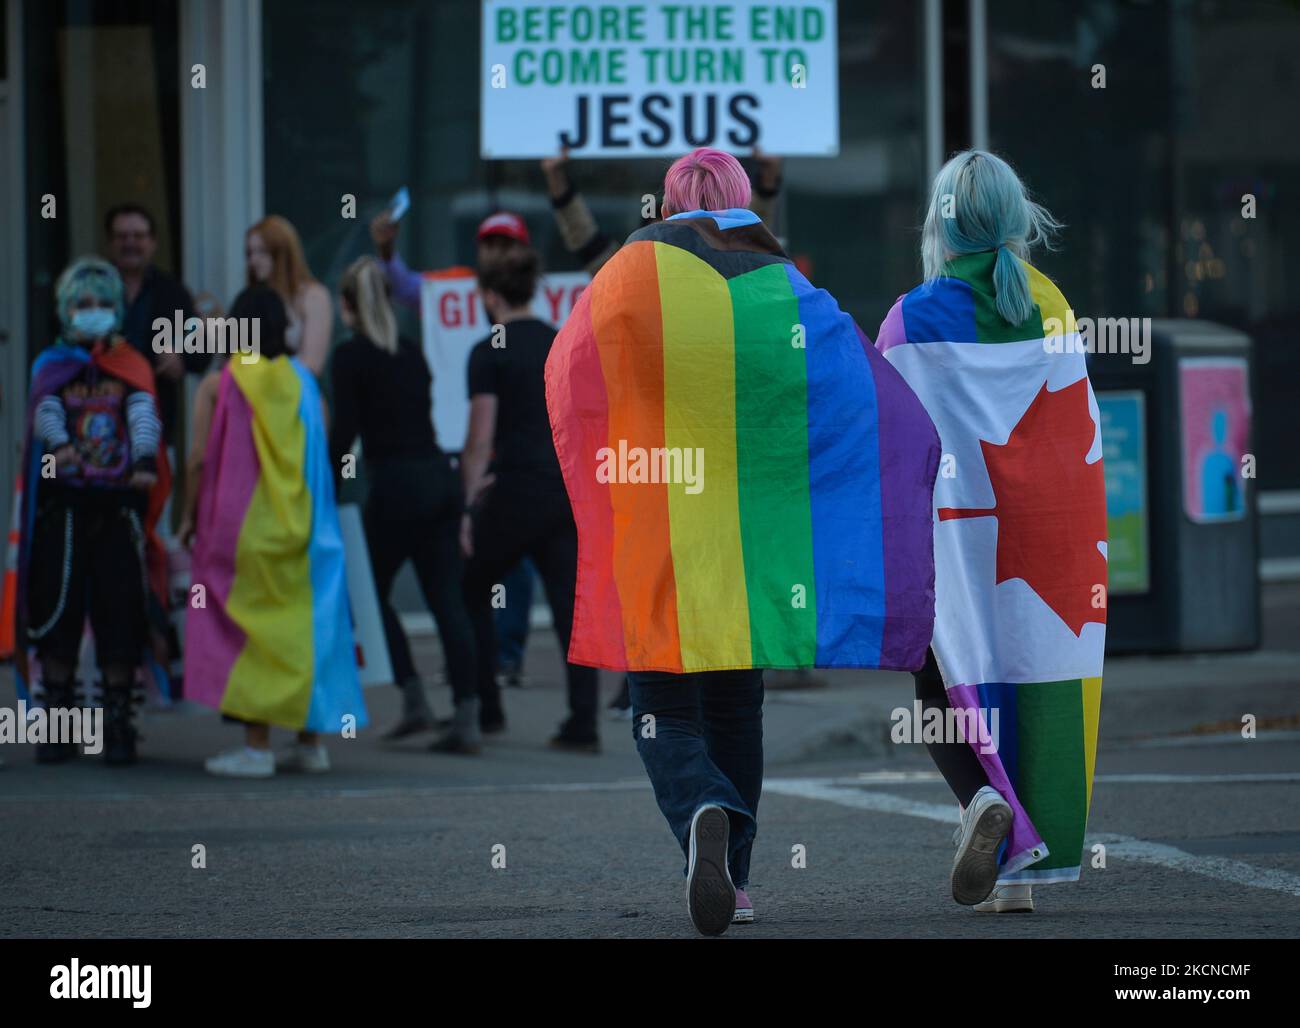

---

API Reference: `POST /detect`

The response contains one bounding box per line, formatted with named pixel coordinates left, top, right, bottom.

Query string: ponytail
left=339, top=256, right=399, bottom=354
left=921, top=150, right=1062, bottom=328
left=992, top=244, right=1033, bottom=326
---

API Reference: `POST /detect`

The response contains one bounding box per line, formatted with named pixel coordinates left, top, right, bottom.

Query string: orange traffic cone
left=0, top=475, right=21, bottom=660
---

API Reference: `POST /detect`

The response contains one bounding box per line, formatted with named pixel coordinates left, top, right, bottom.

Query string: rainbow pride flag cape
left=877, top=251, right=1107, bottom=884
left=185, top=357, right=365, bottom=733
left=546, top=208, right=940, bottom=674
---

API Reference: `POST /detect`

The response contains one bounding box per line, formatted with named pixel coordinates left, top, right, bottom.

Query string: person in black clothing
left=105, top=203, right=207, bottom=444
left=459, top=248, right=599, bottom=752
left=329, top=256, right=479, bottom=752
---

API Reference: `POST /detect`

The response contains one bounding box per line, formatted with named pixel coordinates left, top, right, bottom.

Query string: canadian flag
left=885, top=338, right=1107, bottom=688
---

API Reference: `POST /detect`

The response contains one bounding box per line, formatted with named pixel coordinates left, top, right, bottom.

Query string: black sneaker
left=428, top=731, right=482, bottom=755
left=686, top=805, right=735, bottom=936
left=548, top=732, right=600, bottom=754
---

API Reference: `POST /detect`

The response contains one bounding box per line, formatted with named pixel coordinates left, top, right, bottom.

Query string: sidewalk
left=2, top=584, right=1296, bottom=779
left=412, top=579, right=1300, bottom=763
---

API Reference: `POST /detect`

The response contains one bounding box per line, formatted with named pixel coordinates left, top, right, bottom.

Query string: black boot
left=101, top=682, right=139, bottom=766
left=429, top=697, right=482, bottom=755
left=35, top=677, right=80, bottom=764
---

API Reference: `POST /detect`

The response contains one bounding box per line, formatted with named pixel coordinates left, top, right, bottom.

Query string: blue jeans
left=494, top=559, right=536, bottom=670
left=628, top=670, right=764, bottom=889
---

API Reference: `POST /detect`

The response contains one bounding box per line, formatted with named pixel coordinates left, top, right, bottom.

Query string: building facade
left=3, top=0, right=1298, bottom=573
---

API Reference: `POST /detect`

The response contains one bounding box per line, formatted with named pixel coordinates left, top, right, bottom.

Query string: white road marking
left=1089, top=834, right=1300, bottom=898
left=0, top=779, right=653, bottom=804
left=1123, top=730, right=1300, bottom=748
left=2, top=769, right=1296, bottom=805
left=1093, top=772, right=1300, bottom=784
left=5, top=769, right=1298, bottom=899
left=766, top=777, right=958, bottom=823
left=849, top=771, right=1300, bottom=786
left=765, top=778, right=1300, bottom=899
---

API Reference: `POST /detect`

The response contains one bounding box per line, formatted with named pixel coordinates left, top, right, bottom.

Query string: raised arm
left=542, top=150, right=619, bottom=276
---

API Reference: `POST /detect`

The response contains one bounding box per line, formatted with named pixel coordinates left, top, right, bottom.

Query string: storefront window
left=988, top=0, right=1300, bottom=489
left=262, top=0, right=925, bottom=336
left=23, top=0, right=183, bottom=349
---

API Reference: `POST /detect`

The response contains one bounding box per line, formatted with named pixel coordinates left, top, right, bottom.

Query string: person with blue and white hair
left=877, top=151, right=1107, bottom=915
left=15, top=256, right=170, bottom=766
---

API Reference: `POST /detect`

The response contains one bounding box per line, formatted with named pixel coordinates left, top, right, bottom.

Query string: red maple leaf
left=938, top=377, right=1107, bottom=636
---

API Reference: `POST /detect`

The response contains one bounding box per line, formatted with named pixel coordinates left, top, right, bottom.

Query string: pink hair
left=662, top=148, right=752, bottom=215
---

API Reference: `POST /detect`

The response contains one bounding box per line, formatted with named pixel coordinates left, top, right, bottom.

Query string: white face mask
left=70, top=307, right=117, bottom=339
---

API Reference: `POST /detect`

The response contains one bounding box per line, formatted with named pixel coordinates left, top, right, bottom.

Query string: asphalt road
left=1, top=584, right=1298, bottom=939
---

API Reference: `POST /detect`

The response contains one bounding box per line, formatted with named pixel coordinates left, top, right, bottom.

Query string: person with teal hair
left=920, top=149, right=1063, bottom=327
left=878, top=150, right=1107, bottom=915
left=16, top=256, right=171, bottom=765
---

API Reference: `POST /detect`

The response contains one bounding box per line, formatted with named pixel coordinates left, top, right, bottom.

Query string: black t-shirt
left=466, top=317, right=562, bottom=482
left=120, top=265, right=203, bottom=443
left=329, top=333, right=439, bottom=473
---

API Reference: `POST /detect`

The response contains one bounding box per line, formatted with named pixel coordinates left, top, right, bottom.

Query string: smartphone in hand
left=388, top=186, right=410, bottom=222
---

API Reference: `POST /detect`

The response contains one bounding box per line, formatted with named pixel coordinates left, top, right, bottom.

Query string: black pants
left=26, top=486, right=148, bottom=670
left=463, top=475, right=598, bottom=738
left=364, top=454, right=477, bottom=702
left=27, top=486, right=149, bottom=670
left=913, top=647, right=990, bottom=806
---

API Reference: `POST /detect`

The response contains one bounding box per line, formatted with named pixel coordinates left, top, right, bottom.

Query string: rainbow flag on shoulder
left=546, top=208, right=940, bottom=674
left=185, top=357, right=365, bottom=733
left=877, top=251, right=1107, bottom=884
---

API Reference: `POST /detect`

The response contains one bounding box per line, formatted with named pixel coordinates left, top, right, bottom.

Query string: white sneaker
left=205, top=746, right=275, bottom=778
left=951, top=786, right=1013, bottom=905
left=276, top=742, right=330, bottom=773
left=974, top=884, right=1034, bottom=913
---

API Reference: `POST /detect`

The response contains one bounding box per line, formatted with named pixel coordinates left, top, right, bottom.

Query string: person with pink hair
left=540, top=146, right=784, bottom=276
left=609, top=148, right=763, bottom=936
left=660, top=146, right=755, bottom=216
left=550, top=147, right=928, bottom=936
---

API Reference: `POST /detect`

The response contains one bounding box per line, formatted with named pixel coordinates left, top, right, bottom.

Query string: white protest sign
left=481, top=0, right=838, bottom=158
left=419, top=271, right=589, bottom=451
left=338, top=503, right=394, bottom=688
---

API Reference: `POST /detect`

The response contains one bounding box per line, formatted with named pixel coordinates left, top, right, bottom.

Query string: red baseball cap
left=476, top=211, right=530, bottom=245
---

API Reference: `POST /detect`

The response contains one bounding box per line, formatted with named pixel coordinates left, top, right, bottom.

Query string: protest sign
left=339, top=504, right=395, bottom=688
left=419, top=270, right=589, bottom=451
left=481, top=1, right=838, bottom=158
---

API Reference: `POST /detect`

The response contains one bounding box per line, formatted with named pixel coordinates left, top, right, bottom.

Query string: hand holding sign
left=541, top=147, right=572, bottom=198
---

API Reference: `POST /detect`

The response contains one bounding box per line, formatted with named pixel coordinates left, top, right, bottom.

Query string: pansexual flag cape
left=546, top=208, right=940, bottom=674
left=877, top=251, right=1107, bottom=884
left=185, top=357, right=365, bottom=733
